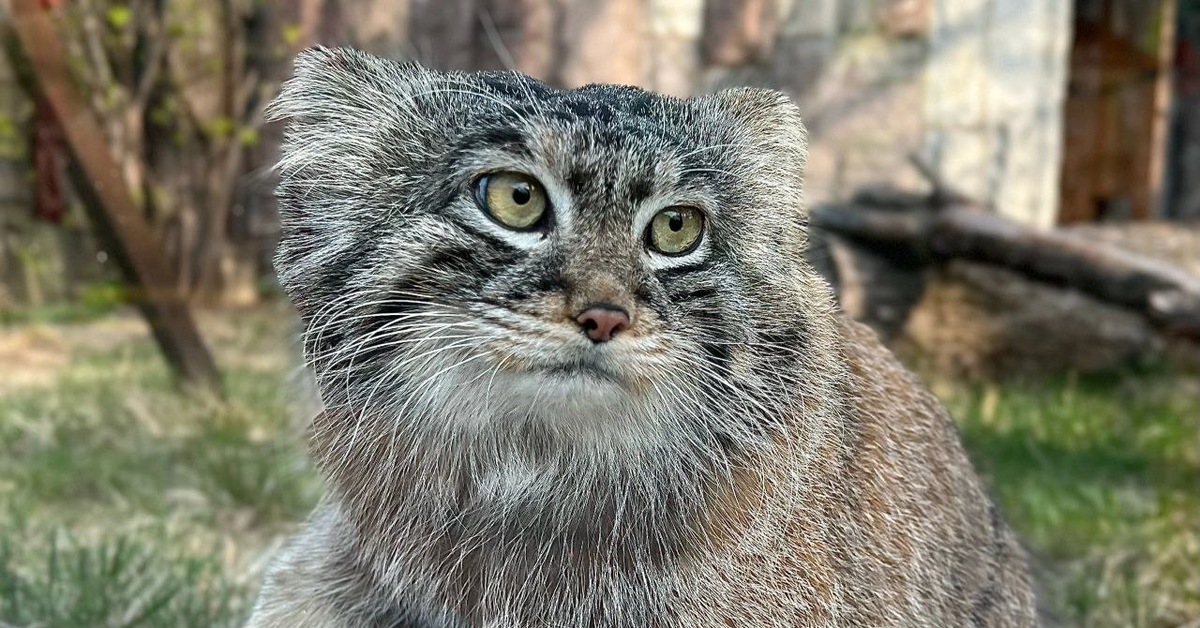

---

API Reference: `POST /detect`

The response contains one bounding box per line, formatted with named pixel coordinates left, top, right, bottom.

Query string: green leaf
left=149, top=105, right=173, bottom=126
left=205, top=117, right=236, bottom=140
left=237, top=127, right=259, bottom=147
left=106, top=6, right=131, bottom=29
left=282, top=24, right=302, bottom=47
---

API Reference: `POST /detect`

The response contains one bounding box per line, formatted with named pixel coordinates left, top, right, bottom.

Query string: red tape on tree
left=32, top=97, right=66, bottom=224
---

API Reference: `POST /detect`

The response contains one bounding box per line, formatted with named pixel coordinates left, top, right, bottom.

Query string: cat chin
left=477, top=369, right=636, bottom=421
left=363, top=338, right=686, bottom=446
left=402, top=360, right=675, bottom=447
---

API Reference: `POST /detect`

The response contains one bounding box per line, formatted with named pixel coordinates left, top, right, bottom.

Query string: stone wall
left=924, top=0, right=1073, bottom=229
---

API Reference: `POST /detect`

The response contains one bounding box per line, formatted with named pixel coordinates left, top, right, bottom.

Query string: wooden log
left=5, top=0, right=222, bottom=391
left=928, top=210, right=1200, bottom=336
left=811, top=203, right=1200, bottom=341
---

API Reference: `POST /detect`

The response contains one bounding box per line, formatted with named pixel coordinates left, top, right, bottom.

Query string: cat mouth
left=523, top=351, right=626, bottom=386
left=481, top=330, right=636, bottom=388
left=535, top=360, right=623, bottom=384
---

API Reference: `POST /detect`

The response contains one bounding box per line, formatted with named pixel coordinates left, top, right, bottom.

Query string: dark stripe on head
left=628, top=177, right=653, bottom=204
left=702, top=341, right=732, bottom=370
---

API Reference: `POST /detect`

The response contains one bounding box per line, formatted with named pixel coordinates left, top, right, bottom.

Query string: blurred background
left=0, top=1, right=1197, bottom=626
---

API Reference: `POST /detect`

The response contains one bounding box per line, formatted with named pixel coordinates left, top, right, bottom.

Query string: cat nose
left=575, top=305, right=630, bottom=343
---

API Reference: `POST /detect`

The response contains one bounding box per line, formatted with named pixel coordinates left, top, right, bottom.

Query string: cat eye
left=474, top=172, right=548, bottom=231
left=646, top=206, right=704, bottom=255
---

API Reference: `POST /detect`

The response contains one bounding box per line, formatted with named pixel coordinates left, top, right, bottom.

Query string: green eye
left=647, top=206, right=704, bottom=255
left=476, top=172, right=548, bottom=230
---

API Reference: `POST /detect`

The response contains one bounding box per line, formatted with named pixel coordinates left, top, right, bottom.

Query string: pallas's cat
left=248, top=47, right=1036, bottom=628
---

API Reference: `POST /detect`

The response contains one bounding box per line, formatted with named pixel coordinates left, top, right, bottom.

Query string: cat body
left=248, top=47, right=1035, bottom=627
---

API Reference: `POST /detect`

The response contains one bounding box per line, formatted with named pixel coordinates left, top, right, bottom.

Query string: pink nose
left=576, top=306, right=630, bottom=343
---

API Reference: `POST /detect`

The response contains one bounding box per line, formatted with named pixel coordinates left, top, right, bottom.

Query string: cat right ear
left=705, top=87, right=808, bottom=172
left=267, top=48, right=434, bottom=308
left=267, top=47, right=439, bottom=217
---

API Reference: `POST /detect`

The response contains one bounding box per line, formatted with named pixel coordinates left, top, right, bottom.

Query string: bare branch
left=132, top=2, right=168, bottom=107
left=906, top=153, right=972, bottom=208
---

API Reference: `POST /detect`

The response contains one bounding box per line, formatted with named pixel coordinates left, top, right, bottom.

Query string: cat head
left=269, top=47, right=834, bottom=455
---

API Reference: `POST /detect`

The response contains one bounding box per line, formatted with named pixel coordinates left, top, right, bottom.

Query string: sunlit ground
left=0, top=305, right=1196, bottom=627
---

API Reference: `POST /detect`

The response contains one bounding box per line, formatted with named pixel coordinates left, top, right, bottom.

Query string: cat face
left=270, top=48, right=823, bottom=448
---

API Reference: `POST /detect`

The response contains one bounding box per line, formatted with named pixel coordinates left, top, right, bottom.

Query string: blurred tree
left=52, top=0, right=310, bottom=303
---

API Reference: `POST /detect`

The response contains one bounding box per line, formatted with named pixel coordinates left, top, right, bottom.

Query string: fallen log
left=811, top=168, right=1200, bottom=342
left=928, top=210, right=1200, bottom=338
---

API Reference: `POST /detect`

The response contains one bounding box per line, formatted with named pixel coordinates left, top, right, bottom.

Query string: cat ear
left=267, top=46, right=426, bottom=127
left=267, top=48, right=438, bottom=311
left=704, top=87, right=808, bottom=174
left=266, top=46, right=441, bottom=222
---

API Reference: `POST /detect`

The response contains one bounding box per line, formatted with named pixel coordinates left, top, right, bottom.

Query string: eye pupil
left=511, top=184, right=531, bottom=205
left=668, top=213, right=684, bottom=231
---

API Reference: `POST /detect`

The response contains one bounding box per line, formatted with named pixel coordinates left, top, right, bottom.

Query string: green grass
left=0, top=281, right=127, bottom=326
left=941, top=369, right=1200, bottom=627
left=0, top=306, right=1197, bottom=626
left=0, top=532, right=239, bottom=627
left=0, top=307, right=321, bottom=627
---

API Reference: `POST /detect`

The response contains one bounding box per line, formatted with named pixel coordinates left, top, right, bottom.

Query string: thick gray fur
left=248, top=46, right=1037, bottom=627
